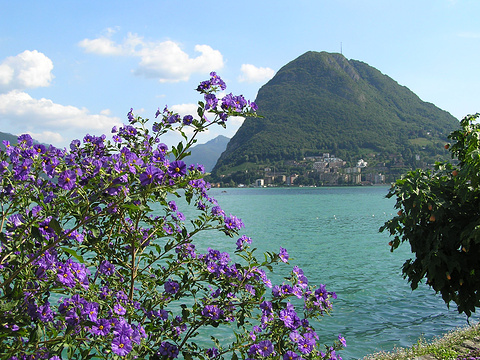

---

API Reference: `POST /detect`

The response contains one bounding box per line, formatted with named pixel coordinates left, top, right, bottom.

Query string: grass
left=362, top=322, right=480, bottom=360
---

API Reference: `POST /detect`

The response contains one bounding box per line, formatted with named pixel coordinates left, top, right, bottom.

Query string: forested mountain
left=187, top=135, right=229, bottom=173
left=210, top=51, right=459, bottom=185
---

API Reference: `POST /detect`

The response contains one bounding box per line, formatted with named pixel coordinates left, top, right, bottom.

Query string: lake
left=197, top=186, right=477, bottom=360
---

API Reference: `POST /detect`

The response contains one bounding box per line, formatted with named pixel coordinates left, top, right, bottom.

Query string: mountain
left=187, top=135, right=230, bottom=173
left=210, top=51, right=459, bottom=185
left=0, top=131, right=21, bottom=150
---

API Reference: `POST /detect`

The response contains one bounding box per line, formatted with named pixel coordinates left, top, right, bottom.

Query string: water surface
left=200, top=186, right=475, bottom=359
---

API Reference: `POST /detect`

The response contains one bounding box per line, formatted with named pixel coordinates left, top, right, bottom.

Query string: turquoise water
left=198, top=186, right=476, bottom=360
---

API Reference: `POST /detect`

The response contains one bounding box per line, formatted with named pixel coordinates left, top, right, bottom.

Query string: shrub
left=0, top=73, right=345, bottom=359
left=381, top=113, right=480, bottom=317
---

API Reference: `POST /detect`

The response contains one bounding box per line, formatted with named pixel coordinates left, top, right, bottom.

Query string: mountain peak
left=210, top=51, right=458, bottom=185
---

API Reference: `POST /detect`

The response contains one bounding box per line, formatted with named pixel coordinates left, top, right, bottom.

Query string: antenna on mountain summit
left=340, top=42, right=343, bottom=55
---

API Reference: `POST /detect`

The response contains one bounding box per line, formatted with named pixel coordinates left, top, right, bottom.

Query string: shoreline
left=362, top=322, right=480, bottom=360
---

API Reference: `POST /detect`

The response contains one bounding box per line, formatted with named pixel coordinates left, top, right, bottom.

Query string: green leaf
left=49, top=217, right=63, bottom=236
left=61, top=247, right=85, bottom=263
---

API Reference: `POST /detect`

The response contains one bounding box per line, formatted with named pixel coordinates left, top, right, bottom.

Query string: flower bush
left=0, top=73, right=345, bottom=359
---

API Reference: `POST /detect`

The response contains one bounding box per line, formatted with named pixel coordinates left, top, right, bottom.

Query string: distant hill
left=187, top=135, right=229, bottom=173
left=210, top=51, right=459, bottom=184
left=0, top=131, right=20, bottom=150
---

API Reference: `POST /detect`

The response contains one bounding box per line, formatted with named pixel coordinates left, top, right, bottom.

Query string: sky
left=0, top=0, right=479, bottom=149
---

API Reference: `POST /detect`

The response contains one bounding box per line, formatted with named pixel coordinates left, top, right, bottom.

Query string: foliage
left=211, top=51, right=458, bottom=183
left=363, top=322, right=480, bottom=360
left=380, top=113, right=480, bottom=317
left=0, top=73, right=345, bottom=359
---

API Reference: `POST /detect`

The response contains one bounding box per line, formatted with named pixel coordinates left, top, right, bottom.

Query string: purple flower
left=183, top=115, right=193, bottom=125
left=245, top=284, right=255, bottom=295
left=140, top=165, right=164, bottom=186
left=174, top=212, right=185, bottom=221
left=279, top=307, right=300, bottom=330
left=297, top=274, right=308, bottom=288
left=338, top=334, right=347, bottom=348
left=158, top=143, right=168, bottom=154
left=158, top=341, right=179, bottom=358
left=38, top=302, right=54, bottom=322
left=58, top=169, right=77, bottom=190
left=147, top=309, right=168, bottom=320
left=99, top=260, right=115, bottom=276
left=168, top=160, right=187, bottom=178
left=0, top=160, right=8, bottom=173
left=127, top=108, right=135, bottom=123
left=298, top=336, right=315, bottom=355
left=114, top=319, right=134, bottom=338
left=209, top=72, right=226, bottom=90
left=206, top=347, right=219, bottom=358
left=164, top=280, right=179, bottom=294
left=14, top=158, right=33, bottom=180
left=114, top=303, right=126, bottom=315
left=168, top=114, right=181, bottom=124
left=205, top=93, right=218, bottom=110
left=224, top=214, right=244, bottom=230
left=279, top=247, right=289, bottom=263
left=17, top=134, right=33, bottom=148
left=202, top=304, right=223, bottom=320
left=290, top=330, right=302, bottom=343
left=315, top=284, right=328, bottom=300
left=236, top=235, right=252, bottom=250
left=283, top=351, right=299, bottom=360
left=259, top=301, right=272, bottom=315
left=151, top=150, right=165, bottom=163
left=91, top=318, right=111, bottom=336
left=112, top=335, right=132, bottom=356
left=8, top=213, right=24, bottom=228
left=211, top=206, right=224, bottom=216
left=120, top=125, right=137, bottom=137
left=168, top=201, right=178, bottom=211
left=82, top=302, right=99, bottom=322
left=221, top=93, right=247, bottom=112
left=197, top=80, right=212, bottom=92
left=67, top=229, right=84, bottom=243
left=57, top=267, right=76, bottom=288
left=281, top=284, right=293, bottom=295
left=257, top=340, right=274, bottom=357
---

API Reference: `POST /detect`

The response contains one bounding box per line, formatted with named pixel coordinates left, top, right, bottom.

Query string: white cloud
left=238, top=64, right=275, bottom=83
left=78, top=36, right=124, bottom=55
left=228, top=116, right=246, bottom=128
left=0, top=64, right=14, bottom=86
left=79, top=33, right=224, bottom=83
left=0, top=50, right=54, bottom=92
left=78, top=32, right=142, bottom=56
left=27, top=130, right=65, bottom=145
left=0, top=90, right=122, bottom=144
left=170, top=103, right=198, bottom=117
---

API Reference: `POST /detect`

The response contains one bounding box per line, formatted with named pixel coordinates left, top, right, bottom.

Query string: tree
left=381, top=113, right=480, bottom=317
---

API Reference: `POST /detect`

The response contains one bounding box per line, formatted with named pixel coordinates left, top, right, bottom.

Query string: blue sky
left=0, top=0, right=478, bottom=148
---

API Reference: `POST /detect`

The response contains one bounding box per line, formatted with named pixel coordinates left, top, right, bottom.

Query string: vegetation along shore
left=363, top=323, right=480, bottom=360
